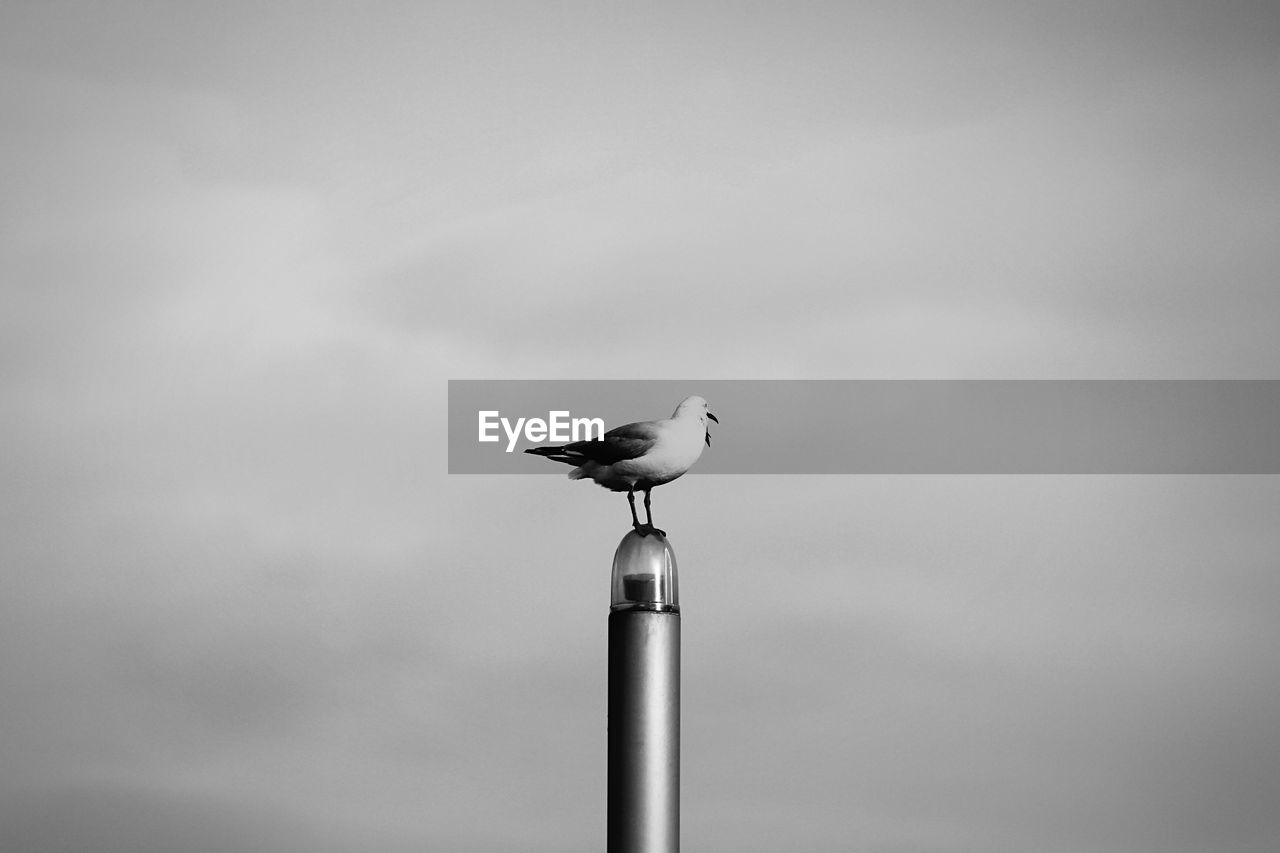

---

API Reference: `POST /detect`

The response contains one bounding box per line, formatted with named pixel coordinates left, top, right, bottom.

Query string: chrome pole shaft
left=608, top=608, right=680, bottom=853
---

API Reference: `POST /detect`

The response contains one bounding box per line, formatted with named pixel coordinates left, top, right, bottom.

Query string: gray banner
left=448, top=380, right=1280, bottom=474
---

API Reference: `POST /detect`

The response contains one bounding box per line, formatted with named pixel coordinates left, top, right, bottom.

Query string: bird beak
left=707, top=412, right=719, bottom=423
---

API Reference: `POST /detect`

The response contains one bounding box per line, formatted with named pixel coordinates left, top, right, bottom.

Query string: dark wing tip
left=525, top=446, right=569, bottom=457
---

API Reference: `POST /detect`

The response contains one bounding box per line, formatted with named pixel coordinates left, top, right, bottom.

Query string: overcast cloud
left=3, top=2, right=1279, bottom=851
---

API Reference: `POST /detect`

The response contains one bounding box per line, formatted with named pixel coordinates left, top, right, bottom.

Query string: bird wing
left=559, top=420, right=661, bottom=465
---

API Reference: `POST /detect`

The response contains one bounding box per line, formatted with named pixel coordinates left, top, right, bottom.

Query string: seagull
left=524, top=396, right=718, bottom=537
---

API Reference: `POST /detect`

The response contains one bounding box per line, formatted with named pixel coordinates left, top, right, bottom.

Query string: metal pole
left=607, top=531, right=680, bottom=853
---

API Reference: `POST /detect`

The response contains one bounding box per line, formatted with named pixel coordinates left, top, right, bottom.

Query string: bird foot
left=633, top=523, right=666, bottom=538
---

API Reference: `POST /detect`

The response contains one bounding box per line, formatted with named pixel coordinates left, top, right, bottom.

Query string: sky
left=2, top=2, right=1279, bottom=851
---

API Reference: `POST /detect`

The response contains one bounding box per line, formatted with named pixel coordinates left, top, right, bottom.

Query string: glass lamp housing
left=610, top=530, right=679, bottom=612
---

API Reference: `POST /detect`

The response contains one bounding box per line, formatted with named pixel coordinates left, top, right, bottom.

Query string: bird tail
left=524, top=446, right=584, bottom=467
left=524, top=445, right=566, bottom=457
left=525, top=446, right=597, bottom=480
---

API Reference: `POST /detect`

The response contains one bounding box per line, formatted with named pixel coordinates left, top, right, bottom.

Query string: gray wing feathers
left=525, top=420, right=660, bottom=466
left=565, top=421, right=658, bottom=464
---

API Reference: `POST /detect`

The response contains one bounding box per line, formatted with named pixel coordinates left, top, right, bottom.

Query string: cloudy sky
left=3, top=2, right=1279, bottom=851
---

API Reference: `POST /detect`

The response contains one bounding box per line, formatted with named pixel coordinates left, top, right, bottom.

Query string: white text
left=478, top=410, right=605, bottom=452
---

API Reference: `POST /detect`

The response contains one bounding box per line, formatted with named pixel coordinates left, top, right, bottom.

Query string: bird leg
left=627, top=488, right=643, bottom=532
left=642, top=488, right=665, bottom=538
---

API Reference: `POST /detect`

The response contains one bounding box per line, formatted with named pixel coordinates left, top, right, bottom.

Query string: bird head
left=674, top=395, right=718, bottom=445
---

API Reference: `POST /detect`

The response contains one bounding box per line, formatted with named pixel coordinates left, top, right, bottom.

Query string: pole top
left=610, top=531, right=679, bottom=612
